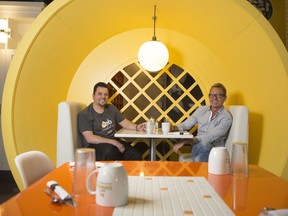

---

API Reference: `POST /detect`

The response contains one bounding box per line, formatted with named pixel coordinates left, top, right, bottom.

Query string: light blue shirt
left=176, top=105, right=232, bottom=147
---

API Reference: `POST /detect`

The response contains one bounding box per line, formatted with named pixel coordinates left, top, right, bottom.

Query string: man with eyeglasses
left=172, top=83, right=232, bottom=162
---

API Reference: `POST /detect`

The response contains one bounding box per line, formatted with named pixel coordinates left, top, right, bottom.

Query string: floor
left=0, top=171, right=20, bottom=204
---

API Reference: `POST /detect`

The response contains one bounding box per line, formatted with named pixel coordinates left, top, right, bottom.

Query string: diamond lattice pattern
left=107, top=63, right=207, bottom=160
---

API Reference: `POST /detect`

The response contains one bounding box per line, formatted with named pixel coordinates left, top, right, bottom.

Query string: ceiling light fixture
left=0, top=19, right=11, bottom=44
left=138, top=5, right=169, bottom=73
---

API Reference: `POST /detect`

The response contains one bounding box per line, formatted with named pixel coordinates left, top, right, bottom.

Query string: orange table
left=1, top=161, right=288, bottom=216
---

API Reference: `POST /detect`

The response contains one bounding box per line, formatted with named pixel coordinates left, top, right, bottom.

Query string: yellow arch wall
left=67, top=29, right=213, bottom=103
left=2, top=0, right=288, bottom=190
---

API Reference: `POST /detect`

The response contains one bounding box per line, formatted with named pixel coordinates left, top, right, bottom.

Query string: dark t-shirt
left=77, top=103, right=125, bottom=147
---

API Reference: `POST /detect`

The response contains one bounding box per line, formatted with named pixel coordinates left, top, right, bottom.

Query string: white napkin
left=259, top=209, right=288, bottom=216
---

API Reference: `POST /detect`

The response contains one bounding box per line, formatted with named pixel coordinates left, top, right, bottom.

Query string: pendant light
left=138, top=5, right=169, bottom=73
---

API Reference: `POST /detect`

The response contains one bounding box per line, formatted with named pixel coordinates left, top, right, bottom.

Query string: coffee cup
left=86, top=162, right=128, bottom=207
left=208, top=147, right=230, bottom=175
left=161, top=122, right=170, bottom=134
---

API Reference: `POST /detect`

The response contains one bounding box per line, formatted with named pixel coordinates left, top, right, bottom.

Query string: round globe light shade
left=138, top=40, right=169, bottom=72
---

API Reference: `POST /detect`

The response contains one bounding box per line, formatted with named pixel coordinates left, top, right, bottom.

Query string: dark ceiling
left=0, top=0, right=53, bottom=5
left=0, top=0, right=272, bottom=19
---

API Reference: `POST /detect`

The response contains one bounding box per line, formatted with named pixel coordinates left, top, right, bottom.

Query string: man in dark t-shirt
left=78, top=82, right=145, bottom=161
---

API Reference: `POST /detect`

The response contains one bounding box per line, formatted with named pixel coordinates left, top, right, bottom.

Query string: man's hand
left=173, top=139, right=193, bottom=154
left=112, top=140, right=125, bottom=153
left=173, top=142, right=185, bottom=154
left=136, top=123, right=146, bottom=132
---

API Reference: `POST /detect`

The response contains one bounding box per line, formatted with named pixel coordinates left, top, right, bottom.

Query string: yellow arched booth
left=2, top=0, right=288, bottom=190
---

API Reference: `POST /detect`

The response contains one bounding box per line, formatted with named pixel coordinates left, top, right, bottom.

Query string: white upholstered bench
left=56, top=101, right=86, bottom=167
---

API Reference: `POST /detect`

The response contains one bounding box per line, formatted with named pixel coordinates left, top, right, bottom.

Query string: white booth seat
left=56, top=101, right=86, bottom=167
left=179, top=105, right=249, bottom=162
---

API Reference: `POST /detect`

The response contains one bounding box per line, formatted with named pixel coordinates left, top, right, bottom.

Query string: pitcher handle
left=86, top=169, right=98, bottom=195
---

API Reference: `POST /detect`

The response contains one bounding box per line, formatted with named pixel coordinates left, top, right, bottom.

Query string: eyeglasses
left=208, top=93, right=225, bottom=98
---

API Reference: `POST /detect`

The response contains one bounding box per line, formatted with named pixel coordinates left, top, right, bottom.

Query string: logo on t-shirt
left=101, top=119, right=113, bottom=129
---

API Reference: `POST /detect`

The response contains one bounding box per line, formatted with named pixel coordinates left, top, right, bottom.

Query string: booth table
left=1, top=161, right=288, bottom=216
left=114, top=129, right=193, bottom=161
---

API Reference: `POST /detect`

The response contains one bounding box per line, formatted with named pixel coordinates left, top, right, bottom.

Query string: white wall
left=0, top=1, right=44, bottom=170
left=0, top=49, right=15, bottom=170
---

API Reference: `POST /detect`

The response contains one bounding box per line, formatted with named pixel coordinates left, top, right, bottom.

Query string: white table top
left=114, top=128, right=194, bottom=139
left=113, top=176, right=234, bottom=216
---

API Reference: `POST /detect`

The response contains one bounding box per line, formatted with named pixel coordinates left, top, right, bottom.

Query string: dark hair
left=210, top=83, right=227, bottom=96
left=93, top=82, right=108, bottom=94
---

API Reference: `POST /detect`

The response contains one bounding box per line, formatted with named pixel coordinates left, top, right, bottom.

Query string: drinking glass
left=72, top=148, right=96, bottom=196
left=231, top=142, right=248, bottom=176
